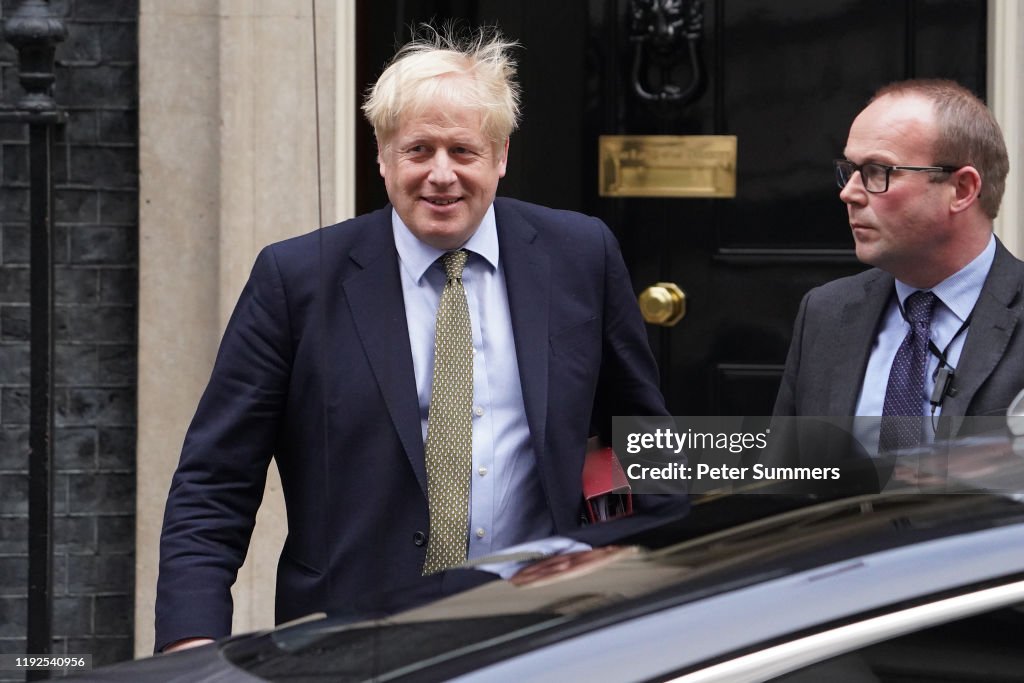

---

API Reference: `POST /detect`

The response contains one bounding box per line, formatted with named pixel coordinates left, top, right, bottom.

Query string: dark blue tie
left=879, top=291, right=937, bottom=453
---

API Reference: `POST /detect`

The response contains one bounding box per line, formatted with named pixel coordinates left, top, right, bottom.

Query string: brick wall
left=0, top=0, right=138, bottom=676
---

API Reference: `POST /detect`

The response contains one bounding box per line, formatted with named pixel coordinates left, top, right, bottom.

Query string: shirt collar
left=392, top=204, right=500, bottom=283
left=894, top=233, right=996, bottom=322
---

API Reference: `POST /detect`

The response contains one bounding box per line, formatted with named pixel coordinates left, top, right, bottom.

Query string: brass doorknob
left=638, top=282, right=686, bottom=326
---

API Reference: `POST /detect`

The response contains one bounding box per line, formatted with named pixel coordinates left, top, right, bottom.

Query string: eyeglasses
left=833, top=159, right=960, bottom=193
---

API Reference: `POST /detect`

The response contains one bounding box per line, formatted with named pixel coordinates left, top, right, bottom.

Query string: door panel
left=356, top=0, right=988, bottom=415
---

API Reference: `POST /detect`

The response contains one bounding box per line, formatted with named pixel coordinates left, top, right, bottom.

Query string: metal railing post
left=1, top=1, right=66, bottom=677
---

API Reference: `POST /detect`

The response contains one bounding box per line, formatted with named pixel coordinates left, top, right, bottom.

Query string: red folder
left=582, top=447, right=633, bottom=523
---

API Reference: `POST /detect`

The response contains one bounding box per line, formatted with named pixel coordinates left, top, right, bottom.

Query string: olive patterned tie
left=422, top=249, right=473, bottom=574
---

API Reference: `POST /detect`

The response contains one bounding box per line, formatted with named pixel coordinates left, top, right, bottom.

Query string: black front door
left=356, top=0, right=988, bottom=416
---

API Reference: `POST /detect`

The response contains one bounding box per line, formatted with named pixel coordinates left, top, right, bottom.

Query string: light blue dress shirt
left=855, top=234, right=996, bottom=451
left=392, top=206, right=557, bottom=559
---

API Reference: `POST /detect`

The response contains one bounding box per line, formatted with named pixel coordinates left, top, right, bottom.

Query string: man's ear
left=497, top=138, right=510, bottom=178
left=377, top=141, right=386, bottom=178
left=950, top=165, right=982, bottom=214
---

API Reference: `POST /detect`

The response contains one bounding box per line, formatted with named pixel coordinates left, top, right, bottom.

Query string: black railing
left=1, top=1, right=66, bottom=678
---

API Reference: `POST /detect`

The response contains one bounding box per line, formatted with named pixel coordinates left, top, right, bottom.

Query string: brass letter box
left=599, top=135, right=737, bottom=198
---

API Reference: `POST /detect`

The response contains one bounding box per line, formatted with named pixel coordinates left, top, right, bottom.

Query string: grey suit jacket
left=773, top=238, right=1024, bottom=436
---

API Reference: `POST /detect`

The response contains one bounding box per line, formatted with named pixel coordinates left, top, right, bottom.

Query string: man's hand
left=163, top=637, right=215, bottom=653
left=509, top=546, right=637, bottom=586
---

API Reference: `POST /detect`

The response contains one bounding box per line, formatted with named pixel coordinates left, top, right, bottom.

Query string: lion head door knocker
left=629, top=0, right=706, bottom=106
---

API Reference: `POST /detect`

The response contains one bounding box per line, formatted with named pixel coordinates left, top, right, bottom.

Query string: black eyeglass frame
left=833, top=159, right=961, bottom=193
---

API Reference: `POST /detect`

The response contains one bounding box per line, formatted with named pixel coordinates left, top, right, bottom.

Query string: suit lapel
left=495, top=199, right=551, bottom=463
left=942, top=241, right=1022, bottom=433
left=828, top=270, right=894, bottom=416
left=341, top=212, right=428, bottom=492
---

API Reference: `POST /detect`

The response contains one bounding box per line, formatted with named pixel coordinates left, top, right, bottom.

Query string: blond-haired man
left=156, top=28, right=676, bottom=652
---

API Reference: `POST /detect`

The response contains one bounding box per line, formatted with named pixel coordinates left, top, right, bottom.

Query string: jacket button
left=412, top=531, right=427, bottom=546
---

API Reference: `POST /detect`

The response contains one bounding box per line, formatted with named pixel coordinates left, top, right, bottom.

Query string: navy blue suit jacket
left=155, top=198, right=674, bottom=650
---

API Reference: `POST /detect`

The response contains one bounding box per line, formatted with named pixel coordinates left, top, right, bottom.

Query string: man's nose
left=427, top=152, right=455, bottom=184
left=839, top=171, right=866, bottom=204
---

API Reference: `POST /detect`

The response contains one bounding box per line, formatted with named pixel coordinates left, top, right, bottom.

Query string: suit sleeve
left=591, top=219, right=687, bottom=518
left=772, top=289, right=811, bottom=418
left=155, top=246, right=293, bottom=651
left=591, top=220, right=666, bottom=425
left=758, top=289, right=814, bottom=471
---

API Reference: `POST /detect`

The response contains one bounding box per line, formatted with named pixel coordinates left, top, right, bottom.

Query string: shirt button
left=475, top=528, right=486, bottom=539
left=478, top=466, right=488, bottom=477
left=474, top=406, right=485, bottom=417
left=412, top=531, right=427, bottom=547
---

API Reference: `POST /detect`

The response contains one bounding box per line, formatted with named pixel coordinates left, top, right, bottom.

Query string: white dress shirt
left=392, top=205, right=558, bottom=559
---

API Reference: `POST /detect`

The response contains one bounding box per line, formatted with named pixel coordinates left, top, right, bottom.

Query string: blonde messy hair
left=362, top=25, right=521, bottom=150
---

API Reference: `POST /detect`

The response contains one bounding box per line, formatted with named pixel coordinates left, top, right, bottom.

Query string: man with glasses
left=773, top=79, right=1023, bottom=455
